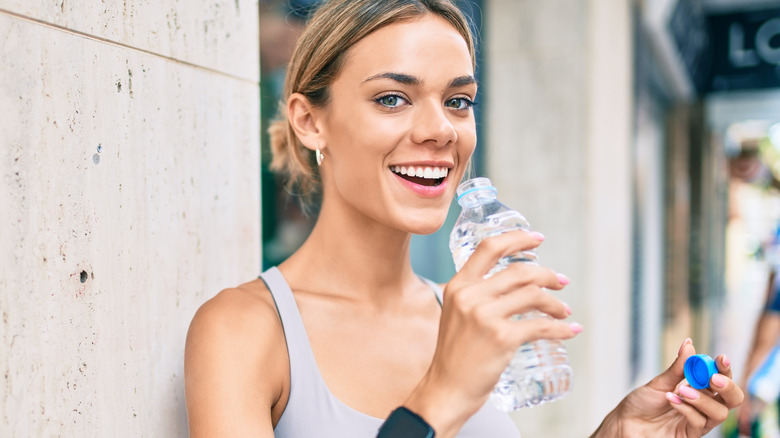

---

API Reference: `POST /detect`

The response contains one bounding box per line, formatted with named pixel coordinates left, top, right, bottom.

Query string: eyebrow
left=362, top=72, right=420, bottom=86
left=448, top=75, right=478, bottom=88
left=362, top=72, right=478, bottom=89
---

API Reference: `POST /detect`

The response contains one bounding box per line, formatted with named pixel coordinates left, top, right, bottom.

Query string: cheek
left=327, top=118, right=405, bottom=174
left=326, top=130, right=388, bottom=192
left=458, top=123, right=477, bottom=159
left=325, top=100, right=401, bottom=150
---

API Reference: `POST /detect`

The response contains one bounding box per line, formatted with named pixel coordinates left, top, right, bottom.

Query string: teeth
left=390, top=165, right=449, bottom=179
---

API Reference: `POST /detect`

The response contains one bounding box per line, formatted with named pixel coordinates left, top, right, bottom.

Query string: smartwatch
left=377, top=407, right=436, bottom=438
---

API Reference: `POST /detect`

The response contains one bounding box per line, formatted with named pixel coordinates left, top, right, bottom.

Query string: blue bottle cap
left=684, top=354, right=718, bottom=390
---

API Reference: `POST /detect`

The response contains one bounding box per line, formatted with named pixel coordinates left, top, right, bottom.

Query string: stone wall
left=0, top=2, right=260, bottom=436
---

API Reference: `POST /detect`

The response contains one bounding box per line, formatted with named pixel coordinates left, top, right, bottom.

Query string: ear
left=287, top=93, right=326, bottom=152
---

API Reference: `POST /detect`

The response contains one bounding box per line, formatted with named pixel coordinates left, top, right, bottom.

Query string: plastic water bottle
left=449, top=177, right=573, bottom=410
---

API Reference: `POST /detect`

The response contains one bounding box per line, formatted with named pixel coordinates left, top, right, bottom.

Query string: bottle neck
left=457, top=188, right=498, bottom=208
left=456, top=177, right=497, bottom=208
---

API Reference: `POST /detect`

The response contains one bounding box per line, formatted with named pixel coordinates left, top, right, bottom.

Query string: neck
left=279, top=195, right=421, bottom=303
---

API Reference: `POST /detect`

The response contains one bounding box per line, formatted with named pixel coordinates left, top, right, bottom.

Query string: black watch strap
left=377, top=407, right=436, bottom=438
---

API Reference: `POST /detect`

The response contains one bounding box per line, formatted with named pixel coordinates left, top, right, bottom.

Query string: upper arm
left=755, top=313, right=780, bottom=353
left=745, top=311, right=780, bottom=380
left=184, top=286, right=286, bottom=438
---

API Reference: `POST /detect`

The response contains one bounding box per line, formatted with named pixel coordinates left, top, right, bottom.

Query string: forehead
left=337, top=14, right=474, bottom=83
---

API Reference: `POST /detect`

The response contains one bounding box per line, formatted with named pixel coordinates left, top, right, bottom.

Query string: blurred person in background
left=727, top=138, right=780, bottom=438
left=738, top=235, right=780, bottom=437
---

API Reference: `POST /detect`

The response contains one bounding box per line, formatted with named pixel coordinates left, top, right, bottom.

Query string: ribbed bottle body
left=449, top=177, right=572, bottom=410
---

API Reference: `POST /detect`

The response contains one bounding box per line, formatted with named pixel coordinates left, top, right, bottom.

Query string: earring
left=315, top=148, right=324, bottom=166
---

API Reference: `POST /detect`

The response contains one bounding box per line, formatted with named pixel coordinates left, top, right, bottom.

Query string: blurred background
left=1, top=0, right=780, bottom=436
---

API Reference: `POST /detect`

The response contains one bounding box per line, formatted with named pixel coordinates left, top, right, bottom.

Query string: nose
left=410, top=100, right=458, bottom=147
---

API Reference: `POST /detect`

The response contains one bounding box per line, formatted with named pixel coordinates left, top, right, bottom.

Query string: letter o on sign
left=757, top=18, right=780, bottom=65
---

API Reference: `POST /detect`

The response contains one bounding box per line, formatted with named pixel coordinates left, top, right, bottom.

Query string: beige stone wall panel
left=486, top=0, right=633, bottom=437
left=0, top=11, right=260, bottom=436
left=0, top=0, right=259, bottom=81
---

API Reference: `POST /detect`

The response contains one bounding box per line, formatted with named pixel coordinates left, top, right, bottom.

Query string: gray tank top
left=260, top=267, right=522, bottom=438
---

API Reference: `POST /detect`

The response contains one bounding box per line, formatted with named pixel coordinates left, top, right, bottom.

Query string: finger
left=696, top=355, right=732, bottom=401
left=479, top=262, right=568, bottom=298
left=665, top=392, right=708, bottom=433
left=450, top=256, right=567, bottom=306
left=491, top=262, right=569, bottom=292
left=649, top=338, right=696, bottom=391
left=676, top=384, right=730, bottom=425
left=484, top=285, right=571, bottom=320
left=507, top=317, right=582, bottom=346
left=709, top=372, right=744, bottom=409
left=457, top=230, right=544, bottom=280
left=714, top=354, right=733, bottom=379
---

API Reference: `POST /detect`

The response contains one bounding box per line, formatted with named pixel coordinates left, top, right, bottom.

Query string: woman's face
left=315, top=14, right=477, bottom=235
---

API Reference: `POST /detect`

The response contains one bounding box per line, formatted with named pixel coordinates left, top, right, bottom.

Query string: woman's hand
left=592, top=339, right=745, bottom=438
left=405, top=230, right=581, bottom=438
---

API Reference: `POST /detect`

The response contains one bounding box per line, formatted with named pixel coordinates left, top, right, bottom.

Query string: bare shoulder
left=185, top=278, right=286, bottom=437
left=187, top=279, right=282, bottom=345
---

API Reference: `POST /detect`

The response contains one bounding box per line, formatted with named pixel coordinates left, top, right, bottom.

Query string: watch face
left=378, top=408, right=435, bottom=438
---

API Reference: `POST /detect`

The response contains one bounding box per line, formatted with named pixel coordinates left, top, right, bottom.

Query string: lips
left=390, top=165, right=449, bottom=187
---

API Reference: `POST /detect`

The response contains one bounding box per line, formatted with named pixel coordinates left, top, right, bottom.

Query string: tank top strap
left=259, top=267, right=321, bottom=398
left=259, top=267, right=386, bottom=437
left=419, top=276, right=444, bottom=306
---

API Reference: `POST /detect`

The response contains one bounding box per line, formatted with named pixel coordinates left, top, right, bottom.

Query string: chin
left=404, top=215, right=448, bottom=236
left=412, top=225, right=446, bottom=236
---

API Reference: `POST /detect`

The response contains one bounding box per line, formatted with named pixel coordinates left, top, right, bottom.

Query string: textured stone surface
left=0, top=0, right=258, bottom=81
left=0, top=4, right=259, bottom=436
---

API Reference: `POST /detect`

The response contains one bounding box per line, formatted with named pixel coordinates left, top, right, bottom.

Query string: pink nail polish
left=529, top=231, right=545, bottom=241
left=678, top=385, right=699, bottom=400
left=711, top=373, right=727, bottom=388
left=563, top=302, right=572, bottom=315
left=722, top=354, right=731, bottom=368
left=666, top=392, right=682, bottom=405
left=556, top=273, right=570, bottom=286
left=570, top=322, right=583, bottom=334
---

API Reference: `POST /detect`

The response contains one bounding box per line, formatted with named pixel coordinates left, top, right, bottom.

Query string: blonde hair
left=268, top=0, right=476, bottom=203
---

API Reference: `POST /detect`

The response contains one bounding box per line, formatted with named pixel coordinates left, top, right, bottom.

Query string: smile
left=390, top=165, right=449, bottom=187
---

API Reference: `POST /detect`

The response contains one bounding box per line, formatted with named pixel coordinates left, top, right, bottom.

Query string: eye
left=444, top=97, right=476, bottom=110
left=375, top=94, right=408, bottom=108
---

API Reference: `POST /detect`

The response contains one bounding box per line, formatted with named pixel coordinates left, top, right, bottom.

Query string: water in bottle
left=449, top=177, right=572, bottom=410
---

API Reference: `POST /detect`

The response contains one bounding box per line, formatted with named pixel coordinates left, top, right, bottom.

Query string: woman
left=184, top=1, right=744, bottom=437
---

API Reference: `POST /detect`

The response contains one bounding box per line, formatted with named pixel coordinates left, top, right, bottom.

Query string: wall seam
left=0, top=7, right=258, bottom=85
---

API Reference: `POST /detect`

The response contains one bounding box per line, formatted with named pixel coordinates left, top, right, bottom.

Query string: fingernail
left=569, top=322, right=583, bottom=334
left=556, top=273, right=570, bottom=285
left=529, top=231, right=545, bottom=241
left=678, top=385, right=699, bottom=400
left=722, top=354, right=731, bottom=368
left=711, top=373, right=727, bottom=388
left=563, top=302, right=572, bottom=315
left=678, top=337, right=691, bottom=356
left=666, top=392, right=682, bottom=405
